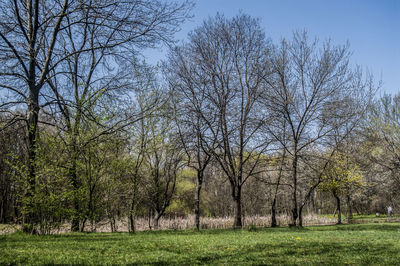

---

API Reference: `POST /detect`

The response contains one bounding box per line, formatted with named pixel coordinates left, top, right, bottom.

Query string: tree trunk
left=70, top=141, right=80, bottom=232
left=233, top=185, right=242, bottom=228
left=194, top=172, right=203, bottom=230
left=346, top=195, right=353, bottom=223
left=334, top=192, right=342, bottom=224
left=110, top=216, right=116, bottom=232
left=81, top=218, right=87, bottom=232
left=298, top=205, right=304, bottom=227
left=0, top=196, right=3, bottom=223
left=271, top=198, right=277, bottom=227
left=130, top=177, right=140, bottom=233
left=71, top=216, right=80, bottom=232
left=71, top=183, right=80, bottom=232
left=148, top=209, right=152, bottom=230
left=311, top=190, right=317, bottom=214
left=0, top=186, right=8, bottom=223
left=153, top=214, right=161, bottom=230
left=291, top=154, right=298, bottom=226
left=84, top=185, right=95, bottom=233
left=23, top=91, right=40, bottom=233
left=272, top=147, right=285, bottom=228
left=129, top=174, right=139, bottom=233
left=129, top=213, right=135, bottom=233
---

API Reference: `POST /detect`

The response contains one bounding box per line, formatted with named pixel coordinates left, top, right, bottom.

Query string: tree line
left=0, top=2, right=398, bottom=234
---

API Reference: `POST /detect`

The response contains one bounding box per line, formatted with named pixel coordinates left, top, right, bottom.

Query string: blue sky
left=145, top=0, right=399, bottom=95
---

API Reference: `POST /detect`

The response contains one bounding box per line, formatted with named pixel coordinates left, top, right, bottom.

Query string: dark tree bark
left=233, top=185, right=242, bottom=228
left=194, top=172, right=203, bottom=230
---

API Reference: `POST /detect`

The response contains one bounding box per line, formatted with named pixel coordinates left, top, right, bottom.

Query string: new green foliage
left=320, top=152, right=364, bottom=224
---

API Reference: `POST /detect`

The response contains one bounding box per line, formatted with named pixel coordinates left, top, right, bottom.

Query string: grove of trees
left=0, top=3, right=397, bottom=234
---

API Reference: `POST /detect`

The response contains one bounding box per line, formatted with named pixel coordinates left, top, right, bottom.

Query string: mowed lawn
left=1, top=223, right=400, bottom=265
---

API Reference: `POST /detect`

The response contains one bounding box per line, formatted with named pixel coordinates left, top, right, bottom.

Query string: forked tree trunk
left=153, top=214, right=161, bottom=230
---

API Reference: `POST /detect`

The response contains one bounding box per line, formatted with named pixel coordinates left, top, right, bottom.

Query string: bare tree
left=174, top=104, right=213, bottom=230
left=263, top=31, right=373, bottom=226
left=167, top=14, right=272, bottom=228
left=165, top=49, right=215, bottom=230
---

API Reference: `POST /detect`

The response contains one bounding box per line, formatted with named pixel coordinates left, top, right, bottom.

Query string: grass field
left=1, top=223, right=400, bottom=265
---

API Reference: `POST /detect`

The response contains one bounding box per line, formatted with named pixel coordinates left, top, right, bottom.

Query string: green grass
left=1, top=223, right=400, bottom=265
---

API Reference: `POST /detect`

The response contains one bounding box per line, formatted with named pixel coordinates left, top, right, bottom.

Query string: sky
left=144, top=0, right=399, bottom=95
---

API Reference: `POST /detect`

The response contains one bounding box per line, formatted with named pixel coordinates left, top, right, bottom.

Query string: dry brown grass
left=0, top=214, right=338, bottom=234
left=0, top=224, right=21, bottom=235
left=91, top=214, right=337, bottom=232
